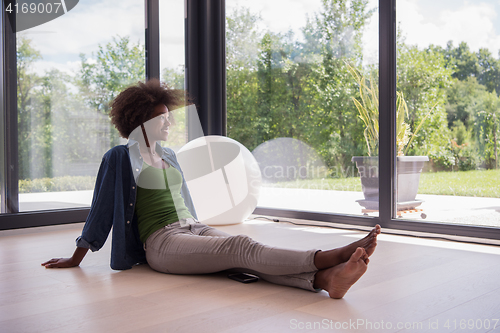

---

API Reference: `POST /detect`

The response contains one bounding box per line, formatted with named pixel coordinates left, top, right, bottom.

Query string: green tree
left=430, top=42, right=500, bottom=94
left=449, top=120, right=478, bottom=171
left=474, top=92, right=500, bottom=169
left=77, top=36, right=145, bottom=146
left=302, top=0, right=374, bottom=169
left=397, top=45, right=453, bottom=166
left=16, top=36, right=145, bottom=182
left=448, top=42, right=480, bottom=81
left=429, top=41, right=500, bottom=169
left=226, top=7, right=262, bottom=150
left=226, top=7, right=261, bottom=71
left=38, top=69, right=108, bottom=176
left=445, top=77, right=488, bottom=128
left=256, top=31, right=304, bottom=143
left=309, top=0, right=374, bottom=61
left=17, top=36, right=42, bottom=180
left=162, top=66, right=184, bottom=89
left=226, top=1, right=374, bottom=173
left=476, top=48, right=500, bottom=94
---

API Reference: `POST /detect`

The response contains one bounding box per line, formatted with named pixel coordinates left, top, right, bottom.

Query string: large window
left=10, top=0, right=145, bottom=212
left=226, top=0, right=380, bottom=217
left=396, top=0, right=500, bottom=228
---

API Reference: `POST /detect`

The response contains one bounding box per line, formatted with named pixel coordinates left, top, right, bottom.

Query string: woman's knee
left=228, top=234, right=261, bottom=251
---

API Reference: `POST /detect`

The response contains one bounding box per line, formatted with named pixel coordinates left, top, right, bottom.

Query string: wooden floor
left=1, top=218, right=500, bottom=333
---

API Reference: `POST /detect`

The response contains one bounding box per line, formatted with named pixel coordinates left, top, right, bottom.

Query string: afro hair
left=109, top=79, right=186, bottom=138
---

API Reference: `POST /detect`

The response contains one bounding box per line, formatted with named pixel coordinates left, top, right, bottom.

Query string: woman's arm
left=41, top=247, right=89, bottom=268
left=41, top=156, right=110, bottom=269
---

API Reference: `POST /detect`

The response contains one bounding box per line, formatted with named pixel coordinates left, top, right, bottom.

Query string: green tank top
left=135, top=161, right=193, bottom=243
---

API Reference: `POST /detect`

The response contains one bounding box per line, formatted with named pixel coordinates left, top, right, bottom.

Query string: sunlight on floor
left=353, top=233, right=500, bottom=255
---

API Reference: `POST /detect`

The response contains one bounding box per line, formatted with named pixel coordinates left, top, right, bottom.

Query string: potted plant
left=347, top=63, right=434, bottom=212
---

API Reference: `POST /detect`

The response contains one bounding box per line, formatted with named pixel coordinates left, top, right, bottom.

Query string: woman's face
left=143, top=104, right=171, bottom=142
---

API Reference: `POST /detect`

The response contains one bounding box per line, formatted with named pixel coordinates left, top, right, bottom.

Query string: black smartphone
left=228, top=272, right=259, bottom=283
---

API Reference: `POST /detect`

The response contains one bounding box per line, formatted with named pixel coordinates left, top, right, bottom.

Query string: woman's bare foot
left=314, top=247, right=369, bottom=299
left=314, top=224, right=381, bottom=270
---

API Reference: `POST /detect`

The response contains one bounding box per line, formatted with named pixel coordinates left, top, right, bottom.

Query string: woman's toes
left=350, top=247, right=365, bottom=262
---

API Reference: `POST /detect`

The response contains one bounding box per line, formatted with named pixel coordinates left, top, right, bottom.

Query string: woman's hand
left=41, top=247, right=89, bottom=268
left=41, top=257, right=78, bottom=268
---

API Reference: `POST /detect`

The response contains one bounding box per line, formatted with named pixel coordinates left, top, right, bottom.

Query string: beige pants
left=144, top=221, right=319, bottom=292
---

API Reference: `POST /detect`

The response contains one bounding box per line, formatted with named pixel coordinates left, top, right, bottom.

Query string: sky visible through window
left=18, top=0, right=500, bottom=76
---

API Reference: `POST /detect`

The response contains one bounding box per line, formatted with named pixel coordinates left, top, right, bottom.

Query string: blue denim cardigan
left=76, top=140, right=197, bottom=270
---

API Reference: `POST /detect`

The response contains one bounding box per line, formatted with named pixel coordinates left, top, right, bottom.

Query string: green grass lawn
left=418, top=169, right=500, bottom=197
left=264, top=169, right=500, bottom=198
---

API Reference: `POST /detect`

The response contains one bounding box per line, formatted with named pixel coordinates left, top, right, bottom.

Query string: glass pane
left=226, top=0, right=379, bottom=216
left=396, top=0, right=500, bottom=227
left=16, top=0, right=145, bottom=212
left=160, top=0, right=187, bottom=152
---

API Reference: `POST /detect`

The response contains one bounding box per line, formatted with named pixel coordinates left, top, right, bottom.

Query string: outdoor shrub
left=455, top=147, right=479, bottom=171
left=428, top=148, right=455, bottom=171
left=19, top=176, right=96, bottom=193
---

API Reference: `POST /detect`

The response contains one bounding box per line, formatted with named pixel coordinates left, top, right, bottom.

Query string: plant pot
left=351, top=156, right=429, bottom=211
